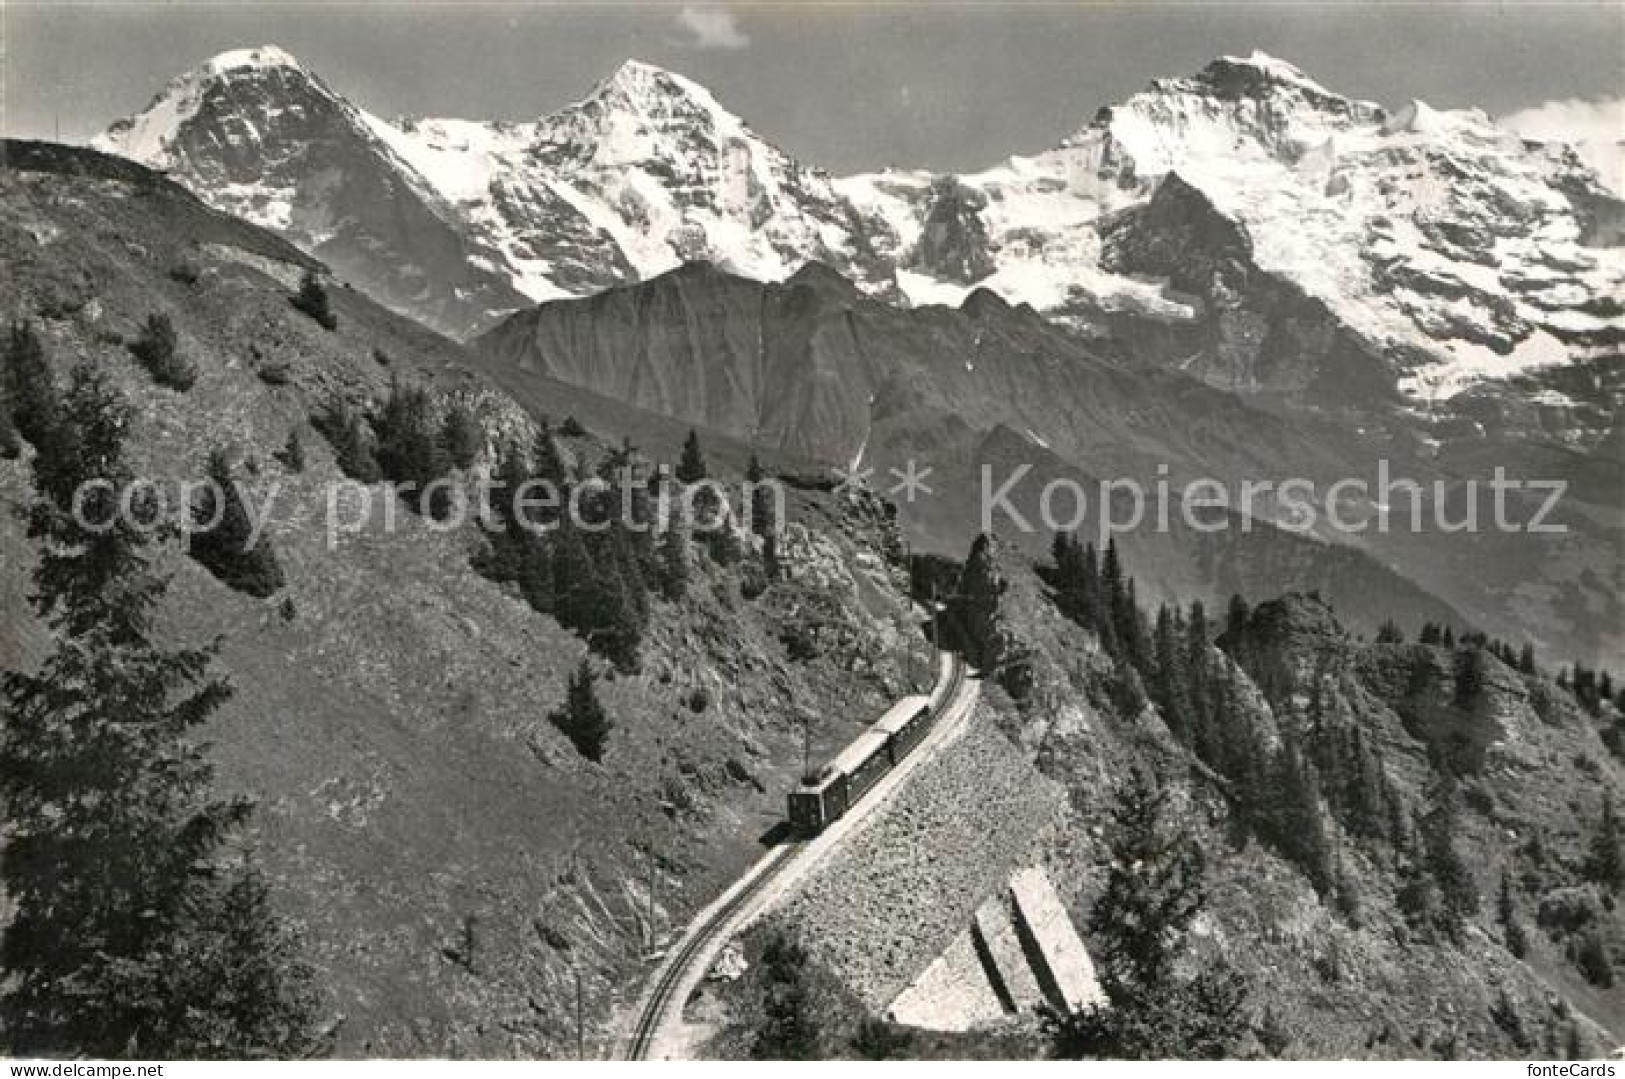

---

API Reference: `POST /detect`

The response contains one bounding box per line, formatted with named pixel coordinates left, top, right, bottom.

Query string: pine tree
left=290, top=269, right=337, bottom=330
left=531, top=421, right=568, bottom=488
left=675, top=428, right=708, bottom=484
left=751, top=931, right=820, bottom=1059
left=1584, top=799, right=1622, bottom=894
left=1, top=364, right=318, bottom=1057
left=474, top=444, right=531, bottom=584
left=439, top=399, right=483, bottom=470
left=1153, top=604, right=1192, bottom=742
left=551, top=514, right=596, bottom=631
left=3, top=321, right=60, bottom=451
left=1050, top=768, right=1247, bottom=1060
left=1269, top=738, right=1334, bottom=894
left=1498, top=872, right=1529, bottom=959
left=1226, top=594, right=1251, bottom=639
left=190, top=449, right=286, bottom=598
left=515, top=533, right=555, bottom=616
left=745, top=453, right=773, bottom=536
left=128, top=312, right=196, bottom=391
left=1376, top=619, right=1404, bottom=644
left=0, top=397, right=20, bottom=459
left=550, top=661, right=612, bottom=762
left=375, top=378, right=448, bottom=513
left=595, top=538, right=647, bottom=673
left=273, top=428, right=305, bottom=473
left=1518, top=643, right=1537, bottom=675
left=1420, top=773, right=1479, bottom=940
left=1454, top=648, right=1486, bottom=711
left=312, top=396, right=380, bottom=483
left=659, top=519, right=689, bottom=601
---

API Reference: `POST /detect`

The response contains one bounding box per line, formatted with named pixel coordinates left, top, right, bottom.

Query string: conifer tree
left=3, top=321, right=59, bottom=451
left=274, top=427, right=305, bottom=472
left=531, top=420, right=568, bottom=489
left=313, top=397, right=380, bottom=483
left=439, top=399, right=483, bottom=469
left=1226, top=594, right=1251, bottom=639
left=1518, top=643, right=1537, bottom=675
left=1268, top=738, right=1334, bottom=894
left=1153, top=604, right=1192, bottom=742
left=550, top=661, right=612, bottom=762
left=0, top=397, right=20, bottom=459
left=290, top=269, right=337, bottom=330
left=751, top=931, right=820, bottom=1059
left=190, top=449, right=287, bottom=598
left=551, top=514, right=596, bottom=631
left=659, top=518, right=689, bottom=601
left=375, top=378, right=448, bottom=513
left=1050, top=769, right=1247, bottom=1060
left=745, top=453, right=774, bottom=536
left=1, top=364, right=318, bottom=1057
left=128, top=312, right=196, bottom=391
left=1498, top=872, right=1529, bottom=959
left=475, top=444, right=532, bottom=584
left=1420, top=773, right=1479, bottom=940
left=675, top=428, right=708, bottom=484
left=1584, top=799, right=1622, bottom=894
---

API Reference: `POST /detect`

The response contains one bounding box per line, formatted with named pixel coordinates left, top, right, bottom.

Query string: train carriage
left=787, top=693, right=936, bottom=834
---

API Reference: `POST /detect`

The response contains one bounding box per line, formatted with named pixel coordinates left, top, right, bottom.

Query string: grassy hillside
left=0, top=142, right=928, bottom=1056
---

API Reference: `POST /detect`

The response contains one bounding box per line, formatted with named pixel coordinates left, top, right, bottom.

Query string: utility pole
left=644, top=849, right=654, bottom=951
left=801, top=713, right=812, bottom=779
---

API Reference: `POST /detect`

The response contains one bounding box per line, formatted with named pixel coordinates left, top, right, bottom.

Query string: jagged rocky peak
left=1192, top=50, right=1382, bottom=117
left=97, top=44, right=351, bottom=176
left=533, top=56, right=760, bottom=165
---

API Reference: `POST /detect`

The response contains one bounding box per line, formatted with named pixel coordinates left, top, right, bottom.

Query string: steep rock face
left=909, top=178, right=996, bottom=284
left=1100, top=173, right=1396, bottom=406
left=473, top=261, right=1362, bottom=485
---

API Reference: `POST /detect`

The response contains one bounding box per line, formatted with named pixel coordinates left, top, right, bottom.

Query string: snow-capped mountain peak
left=95, top=46, right=1623, bottom=430
left=201, top=43, right=305, bottom=75
left=97, top=44, right=330, bottom=168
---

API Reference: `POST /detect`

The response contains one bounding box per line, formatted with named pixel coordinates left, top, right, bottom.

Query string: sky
left=3, top=1, right=1622, bottom=174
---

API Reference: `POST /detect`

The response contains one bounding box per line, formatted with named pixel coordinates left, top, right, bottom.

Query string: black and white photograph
left=0, top=0, right=1621, bottom=1066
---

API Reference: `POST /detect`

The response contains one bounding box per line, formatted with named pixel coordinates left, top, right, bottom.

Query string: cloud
left=1499, top=96, right=1624, bottom=194
left=674, top=5, right=750, bottom=50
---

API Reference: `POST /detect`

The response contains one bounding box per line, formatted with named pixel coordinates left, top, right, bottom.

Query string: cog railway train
left=786, top=688, right=941, bottom=835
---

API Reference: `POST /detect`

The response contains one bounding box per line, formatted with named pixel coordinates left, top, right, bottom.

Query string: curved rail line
left=624, top=651, right=968, bottom=1059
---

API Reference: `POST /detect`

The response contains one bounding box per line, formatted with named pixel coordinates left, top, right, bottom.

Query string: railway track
left=624, top=842, right=800, bottom=1059
left=623, top=651, right=969, bottom=1059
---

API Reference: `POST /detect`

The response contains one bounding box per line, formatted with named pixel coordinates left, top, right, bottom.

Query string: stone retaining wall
left=774, top=704, right=1065, bottom=1009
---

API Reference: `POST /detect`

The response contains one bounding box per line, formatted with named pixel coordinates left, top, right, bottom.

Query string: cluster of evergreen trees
left=473, top=425, right=655, bottom=672
left=0, top=357, right=319, bottom=1056
left=1564, top=664, right=1616, bottom=718
left=1414, top=620, right=1623, bottom=722
left=1047, top=535, right=1402, bottom=902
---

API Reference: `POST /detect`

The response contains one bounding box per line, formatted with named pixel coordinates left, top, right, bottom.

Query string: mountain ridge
left=94, top=46, right=1622, bottom=439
